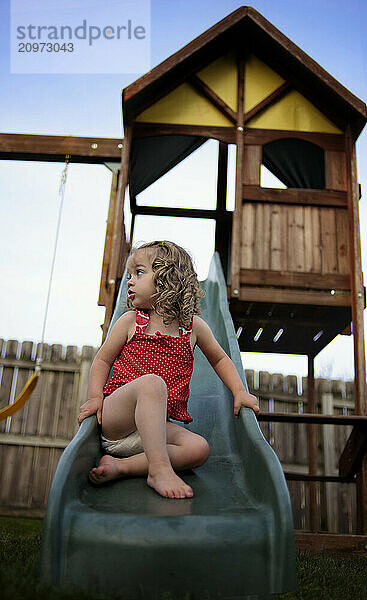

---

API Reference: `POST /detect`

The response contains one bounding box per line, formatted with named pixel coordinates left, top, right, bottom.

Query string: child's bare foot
left=89, top=455, right=127, bottom=484
left=147, top=467, right=194, bottom=499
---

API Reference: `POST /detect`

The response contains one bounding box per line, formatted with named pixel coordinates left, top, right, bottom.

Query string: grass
left=277, top=550, right=367, bottom=600
left=1, top=516, right=367, bottom=599
left=0, top=517, right=114, bottom=600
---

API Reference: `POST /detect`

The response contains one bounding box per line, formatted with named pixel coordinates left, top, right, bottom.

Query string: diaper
left=101, top=430, right=144, bottom=457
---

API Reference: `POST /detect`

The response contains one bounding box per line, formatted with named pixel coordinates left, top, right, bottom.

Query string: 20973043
left=18, top=42, right=74, bottom=52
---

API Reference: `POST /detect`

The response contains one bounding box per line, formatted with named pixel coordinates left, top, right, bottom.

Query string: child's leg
left=91, top=421, right=210, bottom=485
left=94, top=375, right=203, bottom=498
left=123, top=421, right=210, bottom=474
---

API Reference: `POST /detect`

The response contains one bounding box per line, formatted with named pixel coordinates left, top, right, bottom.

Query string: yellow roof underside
left=196, top=50, right=238, bottom=111
left=247, top=89, right=343, bottom=133
left=136, top=53, right=342, bottom=134
left=244, top=54, right=285, bottom=112
left=136, top=82, right=233, bottom=126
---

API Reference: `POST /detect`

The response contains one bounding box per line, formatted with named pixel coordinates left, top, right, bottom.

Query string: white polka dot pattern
left=103, top=310, right=194, bottom=423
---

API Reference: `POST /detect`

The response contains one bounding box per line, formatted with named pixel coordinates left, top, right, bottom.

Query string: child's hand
left=234, top=390, right=259, bottom=417
left=78, top=397, right=103, bottom=426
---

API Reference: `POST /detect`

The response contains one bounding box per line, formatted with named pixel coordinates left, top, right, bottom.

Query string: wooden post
left=307, top=354, right=319, bottom=532
left=345, top=126, right=367, bottom=533
left=321, top=391, right=338, bottom=532
left=215, top=141, right=230, bottom=279
left=75, top=346, right=96, bottom=433
left=111, top=124, right=132, bottom=283
left=98, top=171, right=119, bottom=319
left=101, top=125, right=132, bottom=340
left=230, top=53, right=245, bottom=296
left=345, top=127, right=366, bottom=415
left=129, top=194, right=137, bottom=244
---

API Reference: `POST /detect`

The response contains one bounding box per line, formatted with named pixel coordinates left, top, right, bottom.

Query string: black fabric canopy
left=130, top=135, right=207, bottom=198
left=262, top=138, right=325, bottom=189
left=129, top=135, right=325, bottom=199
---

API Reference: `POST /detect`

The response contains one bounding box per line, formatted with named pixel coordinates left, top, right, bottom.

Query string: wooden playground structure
left=1, top=7, right=367, bottom=548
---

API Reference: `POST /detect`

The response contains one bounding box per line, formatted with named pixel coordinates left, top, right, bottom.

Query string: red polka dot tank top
left=103, top=310, right=194, bottom=423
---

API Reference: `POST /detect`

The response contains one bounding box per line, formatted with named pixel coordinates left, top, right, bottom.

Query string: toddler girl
left=78, top=241, right=259, bottom=499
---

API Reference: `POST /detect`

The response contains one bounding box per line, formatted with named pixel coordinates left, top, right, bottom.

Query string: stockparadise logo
left=10, top=0, right=151, bottom=74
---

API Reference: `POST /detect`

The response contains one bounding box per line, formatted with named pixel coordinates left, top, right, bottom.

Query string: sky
left=0, top=0, right=366, bottom=382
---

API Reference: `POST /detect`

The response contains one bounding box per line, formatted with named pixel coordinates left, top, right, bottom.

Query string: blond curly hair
left=126, top=240, right=204, bottom=328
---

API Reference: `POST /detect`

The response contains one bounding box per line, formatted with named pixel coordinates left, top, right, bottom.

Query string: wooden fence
left=0, top=338, right=357, bottom=532
left=0, top=338, right=95, bottom=517
left=246, top=369, right=356, bottom=534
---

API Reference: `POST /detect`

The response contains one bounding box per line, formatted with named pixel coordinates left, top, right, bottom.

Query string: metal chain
left=38, top=154, right=71, bottom=366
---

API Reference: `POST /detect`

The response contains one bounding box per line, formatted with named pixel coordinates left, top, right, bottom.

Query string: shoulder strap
left=135, top=310, right=149, bottom=333
left=179, top=315, right=194, bottom=338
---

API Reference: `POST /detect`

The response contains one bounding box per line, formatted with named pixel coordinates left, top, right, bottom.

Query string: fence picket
left=258, top=371, right=271, bottom=443
left=7, top=341, right=34, bottom=508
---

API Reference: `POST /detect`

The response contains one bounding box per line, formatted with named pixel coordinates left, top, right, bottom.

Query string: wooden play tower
left=99, top=7, right=366, bottom=402
left=97, top=7, right=367, bottom=537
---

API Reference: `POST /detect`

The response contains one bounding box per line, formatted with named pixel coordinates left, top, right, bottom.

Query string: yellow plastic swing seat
left=0, top=372, right=40, bottom=420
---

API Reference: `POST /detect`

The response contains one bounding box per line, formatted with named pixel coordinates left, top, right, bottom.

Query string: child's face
left=126, top=250, right=157, bottom=309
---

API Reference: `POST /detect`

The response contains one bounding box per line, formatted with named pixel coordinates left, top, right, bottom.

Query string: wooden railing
left=246, top=369, right=359, bottom=534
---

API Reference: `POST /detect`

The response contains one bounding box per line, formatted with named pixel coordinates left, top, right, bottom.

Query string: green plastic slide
left=39, top=254, right=297, bottom=599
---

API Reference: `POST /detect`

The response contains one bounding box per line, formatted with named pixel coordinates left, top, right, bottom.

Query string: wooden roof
left=123, top=6, right=366, bottom=139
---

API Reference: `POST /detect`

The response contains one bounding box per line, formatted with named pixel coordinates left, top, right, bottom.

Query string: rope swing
left=0, top=155, right=71, bottom=420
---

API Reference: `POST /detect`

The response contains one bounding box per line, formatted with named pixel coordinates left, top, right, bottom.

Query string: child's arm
left=78, top=311, right=135, bottom=425
left=194, top=316, right=259, bottom=417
